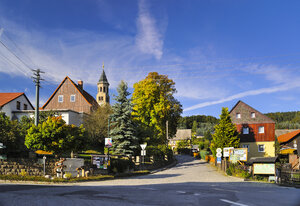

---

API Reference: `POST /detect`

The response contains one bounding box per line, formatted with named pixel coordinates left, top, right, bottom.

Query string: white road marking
left=220, top=199, right=248, bottom=206
left=194, top=193, right=201, bottom=196
left=176, top=191, right=186, bottom=194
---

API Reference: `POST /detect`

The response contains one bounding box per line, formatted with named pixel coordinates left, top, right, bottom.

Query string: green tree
left=0, top=113, right=24, bottom=153
left=25, top=116, right=87, bottom=155
left=210, top=107, right=240, bottom=157
left=83, top=104, right=112, bottom=151
left=192, top=120, right=198, bottom=133
left=132, top=72, right=182, bottom=145
left=110, top=81, right=139, bottom=156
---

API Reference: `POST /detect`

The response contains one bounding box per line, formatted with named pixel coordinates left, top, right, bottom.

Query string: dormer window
left=24, top=104, right=28, bottom=110
left=251, top=112, right=255, bottom=118
left=236, top=113, right=241, bottom=119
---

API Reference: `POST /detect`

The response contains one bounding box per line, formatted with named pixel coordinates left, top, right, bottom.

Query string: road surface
left=0, top=155, right=299, bottom=206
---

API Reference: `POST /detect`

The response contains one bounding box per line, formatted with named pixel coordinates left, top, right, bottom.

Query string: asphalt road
left=0, top=155, right=299, bottom=206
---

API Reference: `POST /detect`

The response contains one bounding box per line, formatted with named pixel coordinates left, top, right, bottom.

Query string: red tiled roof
left=278, top=129, right=300, bottom=143
left=0, top=93, right=24, bottom=107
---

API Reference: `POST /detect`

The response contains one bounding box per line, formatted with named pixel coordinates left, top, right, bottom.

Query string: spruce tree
left=110, top=81, right=138, bottom=155
left=210, top=107, right=240, bottom=157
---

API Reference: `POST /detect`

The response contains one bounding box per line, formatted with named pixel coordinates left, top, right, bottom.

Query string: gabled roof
left=172, top=129, right=192, bottom=140
left=278, top=129, right=300, bottom=143
left=42, top=76, right=98, bottom=109
left=98, top=69, right=109, bottom=84
left=0, top=93, right=34, bottom=109
left=229, top=100, right=275, bottom=124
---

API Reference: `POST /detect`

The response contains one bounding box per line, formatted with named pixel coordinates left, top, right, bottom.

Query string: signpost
left=216, top=148, right=222, bottom=164
left=140, top=143, right=147, bottom=164
left=105, top=138, right=112, bottom=148
left=43, top=156, right=46, bottom=176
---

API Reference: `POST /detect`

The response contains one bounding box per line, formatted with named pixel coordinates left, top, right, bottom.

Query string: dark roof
left=229, top=100, right=275, bottom=124
left=248, top=156, right=278, bottom=164
left=42, top=76, right=98, bottom=109
left=98, top=69, right=109, bottom=84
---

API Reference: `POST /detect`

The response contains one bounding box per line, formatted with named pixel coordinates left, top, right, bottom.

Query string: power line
left=0, top=51, right=30, bottom=77
left=2, top=31, right=38, bottom=68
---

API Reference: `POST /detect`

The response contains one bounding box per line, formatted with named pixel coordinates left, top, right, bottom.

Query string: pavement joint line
left=220, top=199, right=248, bottom=206
left=214, top=188, right=239, bottom=193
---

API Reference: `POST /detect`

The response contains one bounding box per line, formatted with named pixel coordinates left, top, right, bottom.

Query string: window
left=103, top=87, right=106, bottom=93
left=242, top=144, right=249, bottom=152
left=58, top=95, right=63, bottom=103
left=100, top=96, right=103, bottom=101
left=24, top=104, right=28, bottom=110
left=243, top=127, right=249, bottom=134
left=258, top=144, right=265, bottom=152
left=16, top=101, right=20, bottom=110
left=100, top=87, right=102, bottom=92
left=70, top=95, right=75, bottom=102
left=236, top=113, right=241, bottom=118
left=251, top=112, right=255, bottom=118
left=258, top=126, right=264, bottom=134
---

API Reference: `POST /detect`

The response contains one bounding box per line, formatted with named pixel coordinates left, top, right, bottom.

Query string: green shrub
left=64, top=172, right=72, bottom=179
left=110, top=158, right=135, bottom=174
left=226, top=168, right=232, bottom=176
left=199, top=150, right=209, bottom=159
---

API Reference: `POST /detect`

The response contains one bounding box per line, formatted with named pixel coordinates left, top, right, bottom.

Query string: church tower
left=96, top=64, right=110, bottom=105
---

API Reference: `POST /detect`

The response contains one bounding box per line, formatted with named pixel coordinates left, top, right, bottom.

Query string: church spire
left=96, top=62, right=110, bottom=105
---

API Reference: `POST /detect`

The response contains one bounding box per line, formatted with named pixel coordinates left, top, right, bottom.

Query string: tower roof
left=98, top=69, right=109, bottom=84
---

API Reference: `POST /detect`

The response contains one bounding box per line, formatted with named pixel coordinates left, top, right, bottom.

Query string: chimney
left=78, top=80, right=83, bottom=90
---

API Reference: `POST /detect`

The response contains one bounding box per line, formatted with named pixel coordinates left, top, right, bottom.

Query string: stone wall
left=0, top=159, right=57, bottom=176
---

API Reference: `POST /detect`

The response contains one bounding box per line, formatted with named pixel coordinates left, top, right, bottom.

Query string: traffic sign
left=140, top=143, right=147, bottom=150
left=216, top=148, right=222, bottom=153
left=217, top=157, right=221, bottom=164
left=141, top=150, right=146, bottom=156
left=216, top=153, right=222, bottom=158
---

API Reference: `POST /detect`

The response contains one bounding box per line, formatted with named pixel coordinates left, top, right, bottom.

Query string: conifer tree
left=110, top=81, right=138, bottom=155
left=210, top=107, right=240, bottom=157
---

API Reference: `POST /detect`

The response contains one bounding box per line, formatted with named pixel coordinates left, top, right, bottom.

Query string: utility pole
left=166, top=120, right=169, bottom=146
left=32, top=69, right=44, bottom=126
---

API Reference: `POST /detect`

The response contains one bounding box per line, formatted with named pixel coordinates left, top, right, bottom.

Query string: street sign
left=223, top=147, right=234, bottom=157
left=216, top=152, right=222, bottom=158
left=217, top=157, right=221, bottom=164
left=0, top=143, right=6, bottom=149
left=140, top=143, right=147, bottom=150
left=216, top=148, right=222, bottom=153
left=141, top=150, right=146, bottom=156
left=105, top=138, right=112, bottom=148
left=229, top=148, right=248, bottom=162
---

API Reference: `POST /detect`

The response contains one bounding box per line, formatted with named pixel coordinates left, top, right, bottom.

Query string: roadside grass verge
left=0, top=170, right=150, bottom=183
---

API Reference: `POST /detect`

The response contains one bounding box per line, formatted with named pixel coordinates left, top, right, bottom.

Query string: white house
left=0, top=93, right=34, bottom=120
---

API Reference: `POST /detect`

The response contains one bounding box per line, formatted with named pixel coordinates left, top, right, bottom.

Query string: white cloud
left=135, top=0, right=164, bottom=60
left=184, top=82, right=300, bottom=112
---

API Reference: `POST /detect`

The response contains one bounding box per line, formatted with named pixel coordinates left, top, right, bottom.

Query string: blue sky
left=0, top=0, right=300, bottom=117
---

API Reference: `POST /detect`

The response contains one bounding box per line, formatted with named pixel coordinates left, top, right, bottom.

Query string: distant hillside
left=178, top=115, right=218, bottom=136
left=265, top=111, right=300, bottom=129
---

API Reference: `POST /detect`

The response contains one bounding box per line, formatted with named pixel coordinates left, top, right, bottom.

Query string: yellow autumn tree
left=132, top=72, right=182, bottom=145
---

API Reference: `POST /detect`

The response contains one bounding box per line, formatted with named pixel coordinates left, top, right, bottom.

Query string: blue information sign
left=217, top=157, right=221, bottom=164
